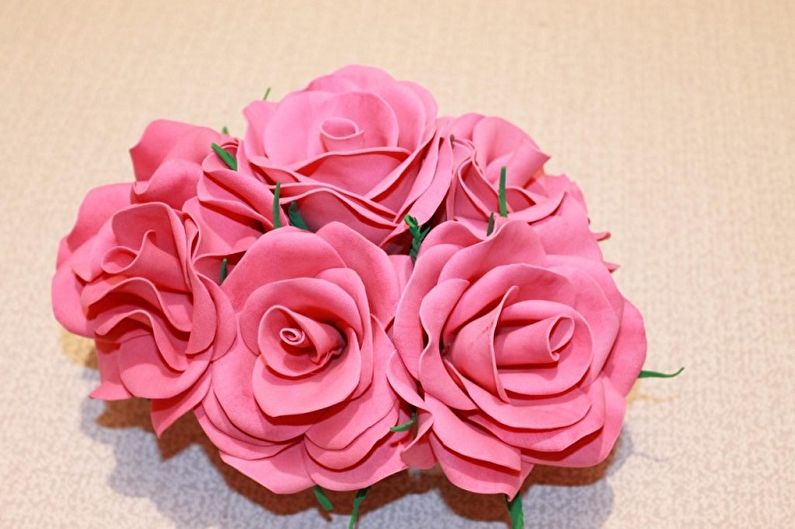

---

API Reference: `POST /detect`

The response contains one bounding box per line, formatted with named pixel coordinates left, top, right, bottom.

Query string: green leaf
left=211, top=143, right=237, bottom=170
left=639, top=367, right=685, bottom=379
left=390, top=409, right=417, bottom=432
left=312, top=485, right=334, bottom=512
left=405, top=215, right=430, bottom=262
left=498, top=166, right=508, bottom=217
left=348, top=487, right=370, bottom=529
left=505, top=494, right=524, bottom=529
left=221, top=126, right=229, bottom=135
left=219, top=258, right=228, bottom=284
left=288, top=201, right=309, bottom=230
left=486, top=212, right=496, bottom=236
left=272, top=182, right=282, bottom=228
left=263, top=87, right=272, bottom=101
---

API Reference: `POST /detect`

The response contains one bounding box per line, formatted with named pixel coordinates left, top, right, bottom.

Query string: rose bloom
left=188, top=136, right=286, bottom=280
left=238, top=65, right=455, bottom=250
left=52, top=200, right=234, bottom=434
left=444, top=114, right=608, bottom=263
left=195, top=223, right=414, bottom=492
left=52, top=120, right=243, bottom=434
left=389, top=221, right=646, bottom=496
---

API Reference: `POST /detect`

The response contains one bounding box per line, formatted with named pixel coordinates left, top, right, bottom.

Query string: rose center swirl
left=258, top=305, right=346, bottom=378
left=319, top=116, right=365, bottom=152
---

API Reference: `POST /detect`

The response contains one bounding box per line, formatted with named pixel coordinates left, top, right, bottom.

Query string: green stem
left=312, top=485, right=334, bottom=512
left=638, top=367, right=685, bottom=379
left=211, top=143, right=237, bottom=170
left=272, top=182, right=282, bottom=228
left=405, top=215, right=430, bottom=262
left=390, top=409, right=417, bottom=432
left=218, top=258, right=228, bottom=284
left=486, top=212, right=496, bottom=236
left=288, top=201, right=309, bottom=230
left=348, top=487, right=370, bottom=529
left=498, top=166, right=508, bottom=217
left=505, top=493, right=524, bottom=529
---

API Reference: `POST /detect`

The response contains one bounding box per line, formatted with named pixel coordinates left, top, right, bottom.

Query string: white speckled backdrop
left=1, top=1, right=793, bottom=527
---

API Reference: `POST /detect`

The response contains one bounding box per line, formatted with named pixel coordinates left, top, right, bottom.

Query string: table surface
left=1, top=1, right=793, bottom=528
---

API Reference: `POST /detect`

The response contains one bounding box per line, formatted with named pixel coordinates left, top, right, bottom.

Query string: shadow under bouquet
left=52, top=65, right=676, bottom=528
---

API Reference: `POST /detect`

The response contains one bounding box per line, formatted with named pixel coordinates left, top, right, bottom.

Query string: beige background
left=1, top=0, right=793, bottom=527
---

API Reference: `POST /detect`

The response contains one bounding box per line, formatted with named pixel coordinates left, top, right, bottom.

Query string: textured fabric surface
left=1, top=1, right=793, bottom=527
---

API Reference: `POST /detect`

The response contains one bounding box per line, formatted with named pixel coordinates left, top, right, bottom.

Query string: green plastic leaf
left=505, top=494, right=524, bottom=529
left=219, top=258, right=228, bottom=284
left=348, top=487, right=370, bottom=529
left=498, top=166, right=508, bottom=217
left=638, top=367, right=685, bottom=379
left=288, top=201, right=309, bottom=230
left=221, top=126, right=229, bottom=135
left=263, top=87, right=272, bottom=101
left=211, top=143, right=237, bottom=170
left=272, top=182, right=282, bottom=228
left=405, top=215, right=430, bottom=262
left=312, top=485, right=334, bottom=512
left=390, top=409, right=417, bottom=432
left=486, top=212, right=496, bottom=236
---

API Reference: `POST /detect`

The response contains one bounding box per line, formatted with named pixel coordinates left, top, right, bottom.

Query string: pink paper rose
left=196, top=223, right=414, bottom=492
left=445, top=114, right=607, bottom=262
left=389, top=221, right=646, bottom=497
left=239, top=65, right=454, bottom=249
left=52, top=198, right=235, bottom=434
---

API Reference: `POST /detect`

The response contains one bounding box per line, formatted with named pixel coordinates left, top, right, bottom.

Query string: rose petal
left=306, top=428, right=409, bottom=491
left=251, top=328, right=362, bottom=417
left=220, top=443, right=313, bottom=494
left=116, top=333, right=209, bottom=399
left=429, top=434, right=530, bottom=497
left=211, top=341, right=313, bottom=442
left=601, top=300, right=647, bottom=395
left=151, top=373, right=211, bottom=437
left=222, top=228, right=345, bottom=310
left=90, top=339, right=131, bottom=400
left=438, top=221, right=546, bottom=283
left=461, top=374, right=591, bottom=430
left=129, top=119, right=221, bottom=182
left=418, top=278, right=477, bottom=411
left=317, top=222, right=401, bottom=325
left=426, top=395, right=520, bottom=471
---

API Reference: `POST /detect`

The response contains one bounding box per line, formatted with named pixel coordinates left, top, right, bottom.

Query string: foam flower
left=238, top=65, right=455, bottom=250
left=52, top=200, right=235, bottom=434
left=52, top=120, right=240, bottom=433
left=389, top=221, right=646, bottom=497
left=195, top=223, right=414, bottom=492
left=444, top=114, right=608, bottom=262
left=185, top=137, right=287, bottom=281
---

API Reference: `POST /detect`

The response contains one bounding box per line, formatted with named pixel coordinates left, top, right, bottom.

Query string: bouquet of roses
left=53, top=65, right=674, bottom=528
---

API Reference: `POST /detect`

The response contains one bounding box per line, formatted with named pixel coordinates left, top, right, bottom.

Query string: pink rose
left=52, top=120, right=239, bottom=434
left=186, top=137, right=286, bottom=280
left=239, top=65, right=454, bottom=250
left=445, top=114, right=607, bottom=262
left=389, top=221, right=646, bottom=496
left=196, top=223, right=413, bottom=492
left=52, top=199, right=235, bottom=434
